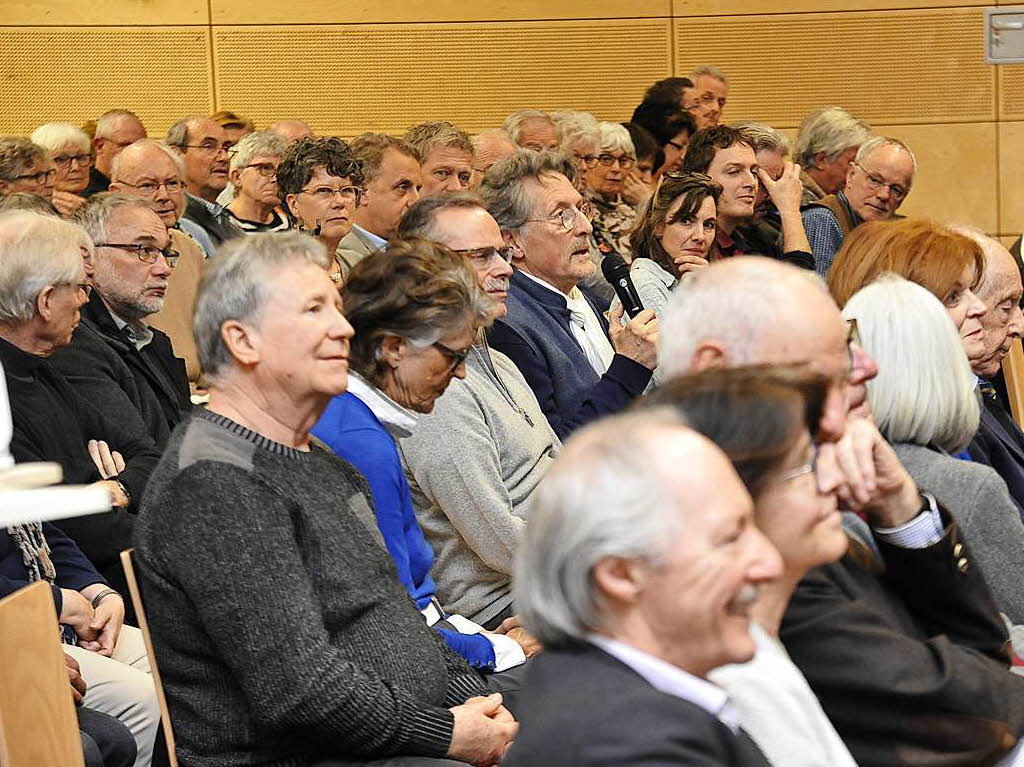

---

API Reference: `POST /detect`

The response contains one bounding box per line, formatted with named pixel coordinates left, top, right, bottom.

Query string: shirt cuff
left=483, top=632, right=527, bottom=672
left=872, top=492, right=943, bottom=549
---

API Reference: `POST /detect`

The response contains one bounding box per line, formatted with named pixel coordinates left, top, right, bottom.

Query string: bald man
left=470, top=130, right=516, bottom=189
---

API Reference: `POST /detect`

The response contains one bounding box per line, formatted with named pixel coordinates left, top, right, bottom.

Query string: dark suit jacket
left=504, top=642, right=770, bottom=767
left=781, top=513, right=1024, bottom=767
left=183, top=194, right=242, bottom=249
left=83, top=166, right=109, bottom=197
left=969, top=396, right=1024, bottom=522
left=50, top=291, right=191, bottom=449
left=487, top=269, right=651, bottom=439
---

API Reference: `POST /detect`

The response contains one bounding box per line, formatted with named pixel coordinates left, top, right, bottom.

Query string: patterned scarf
left=9, top=522, right=76, bottom=643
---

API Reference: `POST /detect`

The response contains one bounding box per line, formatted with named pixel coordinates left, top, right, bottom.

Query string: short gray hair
left=0, top=138, right=46, bottom=181
left=551, top=111, right=599, bottom=154
left=856, top=136, right=917, bottom=176
left=502, top=109, right=555, bottom=146
left=514, top=409, right=691, bottom=646
left=73, top=192, right=152, bottom=247
left=165, top=116, right=206, bottom=150
left=95, top=110, right=143, bottom=139
left=793, top=107, right=872, bottom=168
left=843, top=274, right=978, bottom=452
left=478, top=150, right=575, bottom=233
left=397, top=191, right=487, bottom=241
left=0, top=211, right=91, bottom=323
left=732, top=121, right=790, bottom=156
left=29, top=123, right=90, bottom=156
left=229, top=130, right=287, bottom=173
left=111, top=139, right=185, bottom=181
left=596, top=122, right=635, bottom=157
left=660, top=256, right=828, bottom=378
left=193, top=231, right=330, bottom=380
left=691, top=65, right=728, bottom=85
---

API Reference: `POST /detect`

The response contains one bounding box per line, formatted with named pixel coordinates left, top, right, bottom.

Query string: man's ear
left=36, top=285, right=57, bottom=322
left=592, top=556, right=647, bottom=608
left=378, top=334, right=404, bottom=369
left=229, top=167, right=243, bottom=187
left=813, top=150, right=829, bottom=172
left=502, top=229, right=526, bottom=265
left=690, top=339, right=729, bottom=372
left=220, top=319, right=260, bottom=368
left=284, top=193, right=300, bottom=220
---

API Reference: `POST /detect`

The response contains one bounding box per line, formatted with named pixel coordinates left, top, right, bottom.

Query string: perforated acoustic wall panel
left=674, top=9, right=993, bottom=127
left=212, top=21, right=671, bottom=136
left=0, top=27, right=213, bottom=136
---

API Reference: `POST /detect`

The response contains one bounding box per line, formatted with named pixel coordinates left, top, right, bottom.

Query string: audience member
left=682, top=126, right=812, bottom=268
left=685, top=65, right=729, bottom=128
left=793, top=106, right=871, bottom=204
left=31, top=123, right=93, bottom=215
left=645, top=367, right=857, bottom=767
left=165, top=115, right=242, bottom=254
left=470, top=129, right=516, bottom=189
left=621, top=121, right=659, bottom=205
left=277, top=136, right=365, bottom=283
left=480, top=151, right=657, bottom=438
left=77, top=703, right=138, bottom=767
left=802, top=136, right=916, bottom=276
left=397, top=193, right=559, bottom=628
left=844, top=274, right=1024, bottom=623
left=404, top=121, right=474, bottom=195
left=0, top=137, right=55, bottom=200
left=86, top=110, right=147, bottom=197
left=134, top=231, right=516, bottom=767
left=957, top=229, right=1024, bottom=515
left=49, top=193, right=191, bottom=449
left=224, top=130, right=291, bottom=233
left=506, top=409, right=781, bottom=766
left=502, top=109, right=559, bottom=151
left=0, top=210, right=161, bottom=597
left=268, top=118, right=315, bottom=143
left=109, top=139, right=206, bottom=389
left=337, top=133, right=422, bottom=273
left=635, top=76, right=693, bottom=113
left=659, top=256, right=1024, bottom=767
left=313, top=238, right=536, bottom=674
left=210, top=108, right=254, bottom=145
left=0, top=191, right=59, bottom=215
left=585, top=123, right=639, bottom=259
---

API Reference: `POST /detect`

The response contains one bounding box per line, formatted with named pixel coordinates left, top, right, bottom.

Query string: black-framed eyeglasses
left=526, top=206, right=582, bottom=232
left=779, top=444, right=818, bottom=483
left=853, top=162, right=909, bottom=202
left=452, top=246, right=514, bottom=267
left=573, top=153, right=599, bottom=169
left=51, top=153, right=92, bottom=169
left=244, top=162, right=279, bottom=178
left=432, top=341, right=470, bottom=373
left=597, top=154, right=636, bottom=169
left=95, top=243, right=179, bottom=267
left=115, top=178, right=183, bottom=196
left=300, top=185, right=363, bottom=205
left=181, top=141, right=234, bottom=155
left=11, top=168, right=56, bottom=184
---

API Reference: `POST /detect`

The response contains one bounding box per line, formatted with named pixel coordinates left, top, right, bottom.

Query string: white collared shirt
left=589, top=634, right=741, bottom=733
left=519, top=271, right=614, bottom=374
left=352, top=223, right=388, bottom=253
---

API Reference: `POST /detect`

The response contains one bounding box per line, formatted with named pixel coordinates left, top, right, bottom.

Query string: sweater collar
left=195, top=407, right=311, bottom=459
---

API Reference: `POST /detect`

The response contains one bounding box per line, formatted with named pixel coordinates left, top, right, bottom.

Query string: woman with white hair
left=30, top=122, right=92, bottom=216
left=844, top=274, right=1024, bottom=624
left=225, top=130, right=290, bottom=233
left=585, top=122, right=640, bottom=260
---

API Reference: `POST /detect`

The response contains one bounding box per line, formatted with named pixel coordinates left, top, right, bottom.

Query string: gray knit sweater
left=398, top=342, right=560, bottom=625
left=134, top=409, right=486, bottom=767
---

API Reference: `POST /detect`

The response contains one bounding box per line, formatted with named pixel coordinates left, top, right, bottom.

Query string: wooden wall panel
left=676, top=0, right=987, bottom=14
left=211, top=0, right=670, bottom=25
left=999, top=122, right=1024, bottom=238
left=998, top=65, right=1024, bottom=120
left=0, top=28, right=213, bottom=136
left=212, top=21, right=671, bottom=136
left=6, top=0, right=207, bottom=26
left=674, top=9, right=993, bottom=127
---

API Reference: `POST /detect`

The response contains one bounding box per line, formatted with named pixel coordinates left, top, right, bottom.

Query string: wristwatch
left=115, top=478, right=131, bottom=508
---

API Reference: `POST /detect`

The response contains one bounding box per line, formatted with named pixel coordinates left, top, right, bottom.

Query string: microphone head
left=601, top=254, right=630, bottom=284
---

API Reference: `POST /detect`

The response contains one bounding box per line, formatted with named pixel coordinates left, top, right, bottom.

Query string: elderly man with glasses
left=50, top=193, right=191, bottom=452
left=166, top=115, right=243, bottom=254
left=0, top=136, right=55, bottom=201
left=224, top=130, right=291, bottom=233
left=801, top=136, right=916, bottom=277
left=479, top=150, right=658, bottom=440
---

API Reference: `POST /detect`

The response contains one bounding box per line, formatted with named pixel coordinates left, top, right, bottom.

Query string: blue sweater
left=313, top=392, right=497, bottom=669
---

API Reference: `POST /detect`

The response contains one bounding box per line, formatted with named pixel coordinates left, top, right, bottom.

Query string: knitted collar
left=195, top=407, right=311, bottom=459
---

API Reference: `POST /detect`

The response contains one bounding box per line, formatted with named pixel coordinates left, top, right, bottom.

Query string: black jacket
left=182, top=194, right=242, bottom=249
left=50, top=290, right=191, bottom=449
left=969, top=389, right=1024, bottom=522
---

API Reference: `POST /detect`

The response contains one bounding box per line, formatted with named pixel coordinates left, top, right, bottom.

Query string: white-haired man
left=501, top=110, right=559, bottom=152
left=793, top=106, right=872, bottom=205
left=470, top=130, right=516, bottom=190
left=506, top=409, right=781, bottom=765
left=85, top=110, right=147, bottom=197
left=658, top=255, right=1024, bottom=767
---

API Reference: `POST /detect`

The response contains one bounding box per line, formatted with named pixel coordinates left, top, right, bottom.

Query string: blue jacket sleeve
left=46, top=521, right=107, bottom=592
left=435, top=627, right=497, bottom=670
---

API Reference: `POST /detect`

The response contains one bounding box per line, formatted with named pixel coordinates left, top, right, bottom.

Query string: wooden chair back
left=0, top=581, right=85, bottom=767
left=120, top=548, right=180, bottom=767
left=1002, top=339, right=1024, bottom=428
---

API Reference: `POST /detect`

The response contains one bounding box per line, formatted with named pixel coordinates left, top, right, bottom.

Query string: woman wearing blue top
left=314, top=237, right=537, bottom=672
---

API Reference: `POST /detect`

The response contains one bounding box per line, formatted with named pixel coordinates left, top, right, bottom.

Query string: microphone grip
left=612, top=273, right=644, bottom=319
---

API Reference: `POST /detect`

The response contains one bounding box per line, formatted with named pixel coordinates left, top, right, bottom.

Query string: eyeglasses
left=452, top=246, right=514, bottom=267
left=95, top=243, right=179, bottom=267
left=11, top=168, right=56, bottom=185
left=597, top=154, right=636, bottom=169
left=573, top=154, right=599, bottom=169
left=300, top=185, right=363, bottom=204
left=181, top=140, right=233, bottom=155
left=526, top=206, right=583, bottom=232
left=432, top=341, right=470, bottom=373
left=244, top=163, right=279, bottom=178
left=115, top=178, right=183, bottom=196
left=52, top=153, right=92, bottom=169
left=779, top=444, right=818, bottom=483
left=853, top=163, right=909, bottom=202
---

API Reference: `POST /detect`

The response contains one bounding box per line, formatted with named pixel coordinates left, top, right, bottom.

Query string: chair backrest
left=1003, top=338, right=1024, bottom=428
left=0, top=581, right=85, bottom=767
left=120, top=548, right=180, bottom=767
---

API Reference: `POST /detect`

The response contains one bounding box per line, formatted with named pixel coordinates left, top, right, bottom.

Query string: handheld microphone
left=601, top=255, right=644, bottom=319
